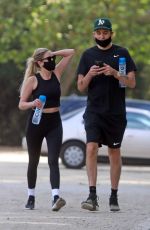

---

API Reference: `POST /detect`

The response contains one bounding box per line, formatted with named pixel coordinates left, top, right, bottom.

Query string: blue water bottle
left=119, top=57, right=126, bottom=88
left=32, top=95, right=46, bottom=125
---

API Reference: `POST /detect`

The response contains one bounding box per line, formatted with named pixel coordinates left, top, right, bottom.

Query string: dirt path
left=0, top=148, right=150, bottom=230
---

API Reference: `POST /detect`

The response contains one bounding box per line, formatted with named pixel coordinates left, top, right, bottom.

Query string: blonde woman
left=19, top=48, right=75, bottom=211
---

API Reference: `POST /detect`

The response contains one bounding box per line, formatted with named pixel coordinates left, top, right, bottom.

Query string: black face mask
left=95, top=36, right=112, bottom=48
left=43, top=56, right=56, bottom=71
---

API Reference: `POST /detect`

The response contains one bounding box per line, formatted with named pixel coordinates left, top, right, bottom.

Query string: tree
left=0, top=0, right=150, bottom=72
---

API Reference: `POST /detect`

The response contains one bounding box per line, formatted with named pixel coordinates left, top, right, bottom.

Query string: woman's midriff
left=43, top=107, right=59, bottom=113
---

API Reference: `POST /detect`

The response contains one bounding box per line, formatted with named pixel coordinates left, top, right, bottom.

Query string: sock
left=111, top=188, right=118, bottom=196
left=52, top=188, right=59, bottom=201
left=28, top=188, right=35, bottom=197
left=89, top=186, right=96, bottom=197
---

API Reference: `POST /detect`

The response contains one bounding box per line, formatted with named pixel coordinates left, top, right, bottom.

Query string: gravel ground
left=0, top=147, right=150, bottom=230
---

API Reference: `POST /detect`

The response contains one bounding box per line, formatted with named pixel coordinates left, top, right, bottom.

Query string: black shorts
left=83, top=111, right=127, bottom=148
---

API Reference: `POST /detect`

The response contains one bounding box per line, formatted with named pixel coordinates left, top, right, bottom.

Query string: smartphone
left=95, top=60, right=104, bottom=68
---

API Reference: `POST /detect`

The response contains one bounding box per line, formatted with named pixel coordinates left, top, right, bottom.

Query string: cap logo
left=97, top=19, right=105, bottom=25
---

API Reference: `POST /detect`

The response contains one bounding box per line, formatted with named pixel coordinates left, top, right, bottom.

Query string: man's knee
left=86, top=142, right=98, bottom=157
left=108, top=148, right=122, bottom=164
left=108, top=148, right=121, bottom=156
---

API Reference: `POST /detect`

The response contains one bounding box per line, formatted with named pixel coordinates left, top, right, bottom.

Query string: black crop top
left=32, top=72, right=61, bottom=108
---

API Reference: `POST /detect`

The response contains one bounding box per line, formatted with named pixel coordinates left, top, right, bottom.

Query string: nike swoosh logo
left=114, top=55, right=119, bottom=58
left=113, top=142, right=120, bottom=146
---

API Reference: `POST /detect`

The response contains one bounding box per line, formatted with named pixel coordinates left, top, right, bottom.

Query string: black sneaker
left=109, top=195, right=120, bottom=211
left=81, top=195, right=99, bottom=211
left=25, top=195, right=35, bottom=210
left=52, top=196, right=66, bottom=211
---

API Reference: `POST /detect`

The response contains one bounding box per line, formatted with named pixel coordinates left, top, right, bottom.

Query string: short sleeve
left=76, top=52, right=89, bottom=77
left=123, top=48, right=137, bottom=74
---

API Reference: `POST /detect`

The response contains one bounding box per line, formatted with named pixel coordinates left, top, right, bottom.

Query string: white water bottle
left=119, top=57, right=126, bottom=88
left=32, top=95, right=46, bottom=125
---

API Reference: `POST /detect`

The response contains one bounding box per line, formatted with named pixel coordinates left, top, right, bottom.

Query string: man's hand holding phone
left=95, top=60, right=104, bottom=68
left=94, top=60, right=105, bottom=75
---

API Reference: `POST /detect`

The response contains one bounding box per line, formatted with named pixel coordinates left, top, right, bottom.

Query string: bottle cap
left=119, top=57, right=126, bottom=64
left=39, top=95, right=46, bottom=102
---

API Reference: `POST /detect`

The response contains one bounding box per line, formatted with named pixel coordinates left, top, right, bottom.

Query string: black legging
left=26, top=111, right=62, bottom=189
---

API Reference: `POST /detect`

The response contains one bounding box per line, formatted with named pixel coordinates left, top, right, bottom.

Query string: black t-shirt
left=77, top=44, right=137, bottom=115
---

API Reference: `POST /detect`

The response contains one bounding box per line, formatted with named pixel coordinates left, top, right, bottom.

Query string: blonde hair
left=20, top=48, right=49, bottom=93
